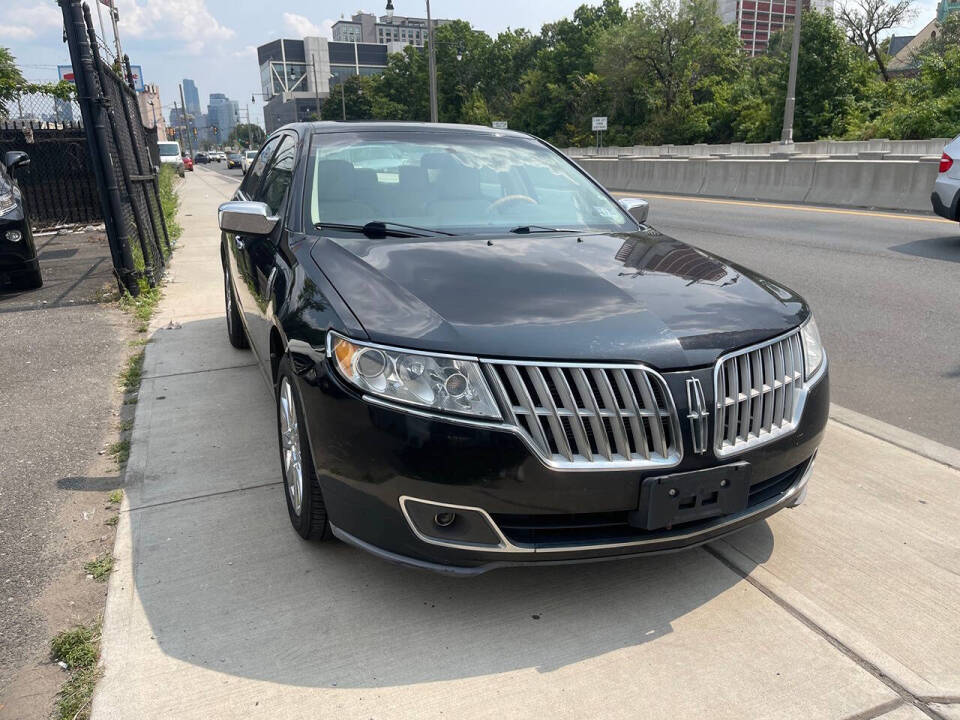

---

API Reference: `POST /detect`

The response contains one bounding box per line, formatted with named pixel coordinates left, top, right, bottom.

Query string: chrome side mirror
left=218, top=201, right=278, bottom=236
left=619, top=197, right=649, bottom=225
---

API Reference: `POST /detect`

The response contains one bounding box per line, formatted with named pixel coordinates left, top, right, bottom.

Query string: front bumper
left=296, top=355, right=829, bottom=573
left=0, top=212, right=37, bottom=274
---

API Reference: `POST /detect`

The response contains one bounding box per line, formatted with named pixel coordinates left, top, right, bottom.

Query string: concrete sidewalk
left=91, top=167, right=960, bottom=719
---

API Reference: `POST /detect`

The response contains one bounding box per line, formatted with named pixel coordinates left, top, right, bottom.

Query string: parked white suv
left=932, top=135, right=960, bottom=222
left=240, top=149, right=258, bottom=174
left=157, top=141, right=185, bottom=177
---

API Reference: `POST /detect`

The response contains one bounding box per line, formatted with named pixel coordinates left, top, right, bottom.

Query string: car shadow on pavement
left=889, top=235, right=960, bottom=263
left=123, top=313, right=777, bottom=689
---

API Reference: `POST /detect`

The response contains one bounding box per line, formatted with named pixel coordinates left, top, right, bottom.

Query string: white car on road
left=932, top=135, right=960, bottom=223
left=240, top=149, right=258, bottom=174
left=157, top=141, right=184, bottom=177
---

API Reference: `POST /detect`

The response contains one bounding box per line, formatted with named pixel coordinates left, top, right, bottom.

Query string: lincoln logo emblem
left=686, top=378, right=710, bottom=454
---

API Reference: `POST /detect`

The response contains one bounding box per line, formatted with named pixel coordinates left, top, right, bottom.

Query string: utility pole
left=109, top=4, right=123, bottom=65
left=311, top=54, right=322, bottom=120
left=178, top=84, right=194, bottom=157
left=426, top=0, right=438, bottom=123
left=341, top=81, right=347, bottom=121
left=780, top=8, right=802, bottom=144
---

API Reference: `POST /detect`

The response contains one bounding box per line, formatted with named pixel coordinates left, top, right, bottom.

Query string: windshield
left=304, top=131, right=635, bottom=236
left=158, top=143, right=180, bottom=157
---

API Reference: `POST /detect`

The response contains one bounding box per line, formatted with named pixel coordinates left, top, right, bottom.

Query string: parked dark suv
left=218, top=123, right=828, bottom=574
left=0, top=151, right=42, bottom=290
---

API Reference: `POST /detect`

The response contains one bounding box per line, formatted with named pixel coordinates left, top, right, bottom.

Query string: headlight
left=800, top=315, right=824, bottom=380
left=0, top=190, right=15, bottom=216
left=329, top=333, right=501, bottom=420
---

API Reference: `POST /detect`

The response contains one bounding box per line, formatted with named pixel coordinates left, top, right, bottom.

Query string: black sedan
left=218, top=122, right=828, bottom=574
left=0, top=151, right=41, bottom=290
left=226, top=152, right=242, bottom=169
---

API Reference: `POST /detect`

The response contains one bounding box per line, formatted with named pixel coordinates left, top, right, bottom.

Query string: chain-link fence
left=0, top=93, right=102, bottom=228
left=61, top=0, right=169, bottom=294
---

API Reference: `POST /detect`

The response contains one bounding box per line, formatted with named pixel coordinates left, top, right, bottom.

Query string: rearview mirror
left=619, top=197, right=649, bottom=225
left=4, top=150, right=30, bottom=176
left=218, top=201, right=278, bottom=236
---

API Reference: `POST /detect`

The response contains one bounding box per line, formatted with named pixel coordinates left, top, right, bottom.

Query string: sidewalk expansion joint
left=704, top=545, right=949, bottom=720
left=142, top=362, right=258, bottom=381
left=125, top=481, right=282, bottom=513
left=840, top=699, right=906, bottom=720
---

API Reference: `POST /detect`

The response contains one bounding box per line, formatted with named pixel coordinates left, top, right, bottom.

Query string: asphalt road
left=626, top=193, right=960, bottom=449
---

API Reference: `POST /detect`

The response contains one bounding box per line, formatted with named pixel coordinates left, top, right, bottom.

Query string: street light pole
left=311, top=53, right=322, bottom=120
left=341, top=80, right=347, bottom=121
left=426, top=0, right=438, bottom=123
left=780, top=7, right=802, bottom=144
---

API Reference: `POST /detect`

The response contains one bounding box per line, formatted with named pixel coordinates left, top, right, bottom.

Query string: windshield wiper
left=315, top=221, right=454, bottom=238
left=509, top=225, right=578, bottom=234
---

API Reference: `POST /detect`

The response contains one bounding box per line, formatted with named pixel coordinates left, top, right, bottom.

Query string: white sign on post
left=592, top=116, right=608, bottom=131
left=492, top=121, right=508, bottom=130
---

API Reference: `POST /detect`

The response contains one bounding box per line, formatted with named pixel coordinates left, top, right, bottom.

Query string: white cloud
left=282, top=13, right=335, bottom=39
left=115, top=0, right=234, bottom=48
left=0, top=23, right=35, bottom=39
left=17, top=3, right=63, bottom=28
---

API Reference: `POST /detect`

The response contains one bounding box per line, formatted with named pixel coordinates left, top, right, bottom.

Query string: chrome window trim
left=712, top=322, right=827, bottom=458
left=398, top=455, right=814, bottom=554
left=325, top=331, right=684, bottom=472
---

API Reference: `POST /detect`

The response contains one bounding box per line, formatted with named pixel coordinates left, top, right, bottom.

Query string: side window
left=255, top=135, right=297, bottom=216
left=239, top=135, right=281, bottom=198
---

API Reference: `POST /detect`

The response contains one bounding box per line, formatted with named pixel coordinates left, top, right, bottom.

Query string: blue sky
left=1, top=0, right=939, bottom=128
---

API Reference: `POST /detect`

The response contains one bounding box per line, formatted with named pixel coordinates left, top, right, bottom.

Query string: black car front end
left=0, top=178, right=39, bottom=288
left=290, top=327, right=828, bottom=575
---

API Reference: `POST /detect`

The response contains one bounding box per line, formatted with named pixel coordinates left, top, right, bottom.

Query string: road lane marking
left=611, top=191, right=955, bottom=225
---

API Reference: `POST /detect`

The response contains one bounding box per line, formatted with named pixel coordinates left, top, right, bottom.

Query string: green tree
left=228, top=123, right=266, bottom=149
left=0, top=47, right=73, bottom=118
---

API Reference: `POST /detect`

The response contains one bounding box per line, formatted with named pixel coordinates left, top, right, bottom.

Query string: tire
left=276, top=354, right=332, bottom=541
left=15, top=267, right=43, bottom=290
left=223, top=264, right=249, bottom=349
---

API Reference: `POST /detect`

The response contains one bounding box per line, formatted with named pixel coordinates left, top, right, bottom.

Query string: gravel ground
left=0, top=228, right=133, bottom=718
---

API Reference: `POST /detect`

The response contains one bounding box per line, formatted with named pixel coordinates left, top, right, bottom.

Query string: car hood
left=309, top=228, right=808, bottom=369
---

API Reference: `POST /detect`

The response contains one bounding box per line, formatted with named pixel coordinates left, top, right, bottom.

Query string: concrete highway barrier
left=575, top=155, right=941, bottom=213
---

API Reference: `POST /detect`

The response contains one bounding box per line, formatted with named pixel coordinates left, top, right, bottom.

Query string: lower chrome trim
left=398, top=454, right=815, bottom=555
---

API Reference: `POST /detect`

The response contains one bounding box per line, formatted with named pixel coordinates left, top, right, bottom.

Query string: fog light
left=434, top=512, right=456, bottom=528
left=5, top=230, right=22, bottom=243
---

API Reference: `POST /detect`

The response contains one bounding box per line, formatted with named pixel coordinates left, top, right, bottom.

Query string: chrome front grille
left=483, top=361, right=682, bottom=470
left=714, top=329, right=805, bottom=456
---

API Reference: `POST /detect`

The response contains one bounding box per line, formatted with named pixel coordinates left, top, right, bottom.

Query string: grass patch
left=107, top=439, right=130, bottom=466
left=118, top=418, right=134, bottom=433
left=119, top=283, right=162, bottom=333
left=104, top=514, right=119, bottom=527
left=83, top=553, right=114, bottom=582
left=51, top=621, right=101, bottom=720
left=108, top=489, right=123, bottom=505
left=119, top=350, right=145, bottom=393
left=158, top=164, right=182, bottom=249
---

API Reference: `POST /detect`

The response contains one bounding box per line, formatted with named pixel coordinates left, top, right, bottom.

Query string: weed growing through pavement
left=104, top=514, right=119, bottom=527
left=107, top=439, right=130, bottom=466
left=119, top=350, right=144, bottom=393
left=50, top=621, right=102, bottom=720
left=108, top=489, right=123, bottom=505
left=83, top=553, right=114, bottom=582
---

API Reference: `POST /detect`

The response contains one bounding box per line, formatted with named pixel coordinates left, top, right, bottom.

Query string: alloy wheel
left=279, top=377, right=304, bottom=516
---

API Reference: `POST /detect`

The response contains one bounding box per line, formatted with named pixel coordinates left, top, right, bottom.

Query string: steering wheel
left=488, top=194, right=538, bottom=214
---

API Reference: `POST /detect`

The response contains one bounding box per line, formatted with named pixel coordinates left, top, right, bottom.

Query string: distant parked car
left=932, top=135, right=959, bottom=223
left=226, top=152, right=242, bottom=169
left=182, top=155, right=194, bottom=172
left=194, top=152, right=209, bottom=164
left=240, top=149, right=259, bottom=174
left=211, top=151, right=225, bottom=162
left=157, top=141, right=184, bottom=177
left=0, top=151, right=42, bottom=290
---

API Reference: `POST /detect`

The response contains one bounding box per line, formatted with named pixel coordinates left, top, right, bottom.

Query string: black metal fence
left=0, top=95, right=102, bottom=228
left=61, top=0, right=169, bottom=294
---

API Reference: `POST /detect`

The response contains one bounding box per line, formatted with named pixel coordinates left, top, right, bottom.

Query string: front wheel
left=276, top=355, right=332, bottom=541
left=223, top=265, right=249, bottom=349
left=15, top=267, right=43, bottom=289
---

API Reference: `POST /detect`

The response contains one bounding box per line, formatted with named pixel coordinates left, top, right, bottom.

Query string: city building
left=938, top=0, right=960, bottom=21
left=207, top=92, right=239, bottom=143
left=718, top=0, right=834, bottom=55
left=182, top=78, right=201, bottom=117
left=137, top=82, right=167, bottom=138
left=332, top=7, right=451, bottom=47
left=887, top=18, right=940, bottom=75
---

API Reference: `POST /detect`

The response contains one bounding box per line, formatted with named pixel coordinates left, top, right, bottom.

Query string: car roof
left=279, top=121, right=530, bottom=140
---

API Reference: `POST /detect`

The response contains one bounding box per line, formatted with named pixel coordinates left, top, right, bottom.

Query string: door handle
left=235, top=236, right=245, bottom=251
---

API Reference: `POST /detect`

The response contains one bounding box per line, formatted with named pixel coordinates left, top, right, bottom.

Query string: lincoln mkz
left=218, top=122, right=828, bottom=574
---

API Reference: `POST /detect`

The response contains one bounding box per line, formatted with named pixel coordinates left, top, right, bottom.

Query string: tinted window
left=240, top=135, right=281, bottom=198
left=304, top=131, right=635, bottom=236
left=255, top=135, right=296, bottom=216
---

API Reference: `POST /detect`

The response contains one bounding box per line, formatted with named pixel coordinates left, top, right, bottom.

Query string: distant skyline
left=1, top=0, right=940, bottom=128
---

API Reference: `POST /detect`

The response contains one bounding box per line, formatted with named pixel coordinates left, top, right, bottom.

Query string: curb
left=829, top=403, right=960, bottom=472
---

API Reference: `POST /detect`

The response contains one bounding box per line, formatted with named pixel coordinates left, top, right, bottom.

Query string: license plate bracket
left=630, top=463, right=751, bottom=531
